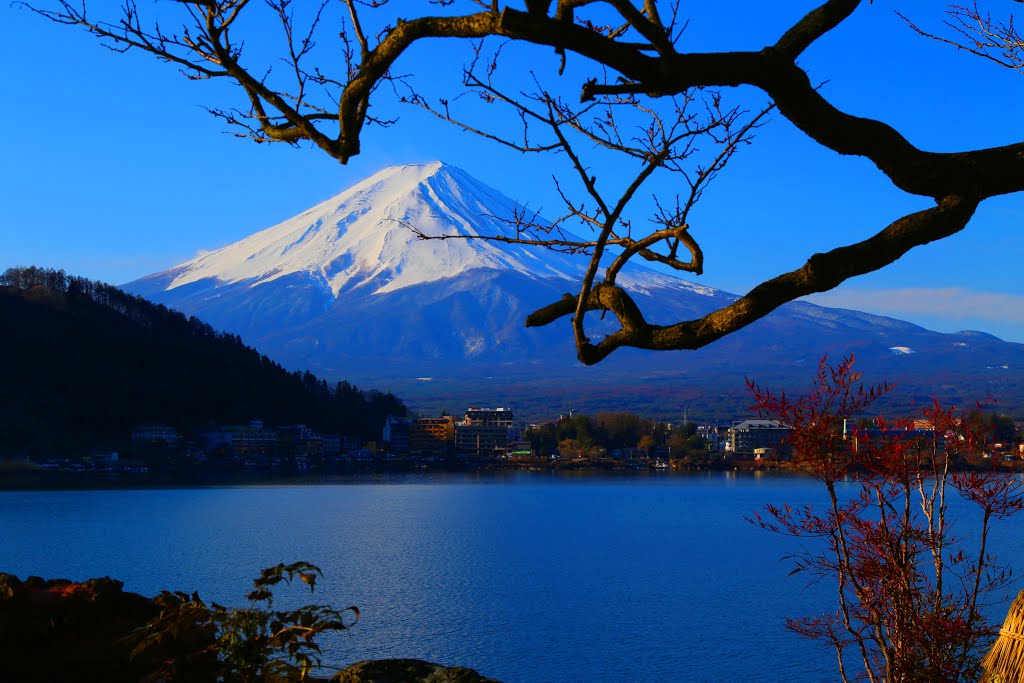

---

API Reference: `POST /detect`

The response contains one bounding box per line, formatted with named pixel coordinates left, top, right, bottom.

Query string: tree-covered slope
left=0, top=267, right=404, bottom=457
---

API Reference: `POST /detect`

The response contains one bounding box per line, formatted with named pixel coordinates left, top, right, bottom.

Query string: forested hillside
left=0, top=267, right=404, bottom=457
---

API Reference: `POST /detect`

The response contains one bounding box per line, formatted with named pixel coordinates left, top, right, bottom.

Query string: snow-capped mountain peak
left=164, top=161, right=587, bottom=296
left=123, top=161, right=1024, bottom=416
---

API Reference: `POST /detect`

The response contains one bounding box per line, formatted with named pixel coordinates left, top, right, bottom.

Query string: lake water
left=1, top=472, right=1020, bottom=682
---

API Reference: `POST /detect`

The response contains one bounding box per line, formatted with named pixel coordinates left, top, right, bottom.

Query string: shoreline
left=1, top=456, right=1020, bottom=491
left=0, top=459, right=770, bottom=491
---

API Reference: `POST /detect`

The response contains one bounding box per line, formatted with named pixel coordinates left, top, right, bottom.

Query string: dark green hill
left=0, top=267, right=404, bottom=458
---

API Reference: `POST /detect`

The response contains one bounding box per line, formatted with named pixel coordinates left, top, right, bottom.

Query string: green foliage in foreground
left=130, top=561, right=358, bottom=682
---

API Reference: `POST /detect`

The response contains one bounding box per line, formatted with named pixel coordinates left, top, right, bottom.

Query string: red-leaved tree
left=748, top=356, right=1024, bottom=683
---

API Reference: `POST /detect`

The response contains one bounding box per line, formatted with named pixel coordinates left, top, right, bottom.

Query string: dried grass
left=982, top=591, right=1024, bottom=683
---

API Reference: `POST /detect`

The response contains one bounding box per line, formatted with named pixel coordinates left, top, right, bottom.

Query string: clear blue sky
left=2, top=1, right=1023, bottom=341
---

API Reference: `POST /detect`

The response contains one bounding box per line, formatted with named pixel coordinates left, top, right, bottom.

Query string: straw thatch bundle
left=982, top=590, right=1024, bottom=683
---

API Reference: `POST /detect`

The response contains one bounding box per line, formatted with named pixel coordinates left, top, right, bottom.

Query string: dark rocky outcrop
left=0, top=573, right=166, bottom=683
left=330, top=659, right=499, bottom=683
left=0, top=573, right=497, bottom=682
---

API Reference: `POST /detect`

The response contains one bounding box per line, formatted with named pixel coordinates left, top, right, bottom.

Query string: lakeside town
left=8, top=405, right=1024, bottom=485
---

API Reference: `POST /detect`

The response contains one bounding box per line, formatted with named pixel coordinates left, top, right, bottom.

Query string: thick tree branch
left=775, top=0, right=863, bottom=60
left=334, top=12, right=501, bottom=160
left=38, top=1, right=1024, bottom=200
left=528, top=195, right=979, bottom=364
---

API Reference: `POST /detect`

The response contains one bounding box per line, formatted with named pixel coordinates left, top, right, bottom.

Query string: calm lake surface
left=2, top=472, right=1021, bottom=682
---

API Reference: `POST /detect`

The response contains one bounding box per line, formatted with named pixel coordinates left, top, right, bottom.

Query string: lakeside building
left=843, top=418, right=942, bottom=454
left=506, top=419, right=532, bottom=458
left=198, top=420, right=355, bottom=465
left=506, top=437, right=533, bottom=459
left=382, top=415, right=460, bottom=458
left=131, top=424, right=181, bottom=447
left=409, top=416, right=455, bottom=458
left=382, top=414, right=411, bottom=456
left=223, top=420, right=279, bottom=464
left=696, top=424, right=723, bottom=453
left=277, top=425, right=324, bottom=467
left=728, top=419, right=793, bottom=457
left=85, top=450, right=119, bottom=466
left=321, top=433, right=342, bottom=456
left=456, top=407, right=515, bottom=458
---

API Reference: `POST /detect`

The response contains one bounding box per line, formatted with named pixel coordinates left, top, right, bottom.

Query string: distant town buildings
left=381, top=408, right=520, bottom=459
left=191, top=420, right=361, bottom=468
left=28, top=404, right=1023, bottom=477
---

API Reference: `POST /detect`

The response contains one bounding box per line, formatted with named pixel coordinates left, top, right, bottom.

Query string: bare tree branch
left=901, top=2, right=1024, bottom=71
left=528, top=195, right=979, bottom=364
left=21, top=0, right=1024, bottom=365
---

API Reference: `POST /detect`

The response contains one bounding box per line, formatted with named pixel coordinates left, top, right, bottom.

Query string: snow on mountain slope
left=167, top=163, right=553, bottom=295
left=158, top=161, right=717, bottom=299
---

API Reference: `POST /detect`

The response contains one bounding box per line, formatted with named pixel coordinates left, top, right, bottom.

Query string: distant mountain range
left=124, top=162, right=1024, bottom=420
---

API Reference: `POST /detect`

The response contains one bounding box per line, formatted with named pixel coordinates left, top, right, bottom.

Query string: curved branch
left=775, top=0, right=862, bottom=60
left=528, top=195, right=980, bottom=364
left=504, top=5, right=1024, bottom=202
left=41, top=2, right=1024, bottom=200
left=605, top=224, right=702, bottom=281
left=334, top=12, right=500, bottom=160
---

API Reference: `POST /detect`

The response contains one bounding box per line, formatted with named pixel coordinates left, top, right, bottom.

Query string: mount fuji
left=124, top=162, right=1024, bottom=418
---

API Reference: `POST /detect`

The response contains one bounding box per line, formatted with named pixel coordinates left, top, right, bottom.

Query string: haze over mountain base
left=125, top=162, right=1024, bottom=420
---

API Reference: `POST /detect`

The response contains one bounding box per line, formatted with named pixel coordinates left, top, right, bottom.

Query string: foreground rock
left=0, top=573, right=497, bottom=682
left=331, top=659, right=499, bottom=682
left=0, top=573, right=174, bottom=682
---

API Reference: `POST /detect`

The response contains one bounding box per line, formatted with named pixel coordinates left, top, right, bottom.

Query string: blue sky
left=2, top=1, right=1023, bottom=341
